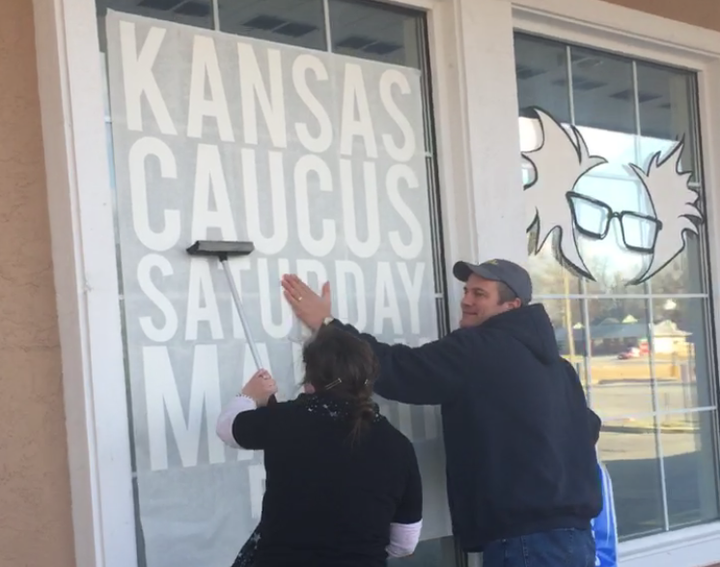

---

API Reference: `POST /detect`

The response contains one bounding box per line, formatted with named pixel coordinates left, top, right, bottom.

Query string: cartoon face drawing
left=566, top=192, right=661, bottom=254
left=566, top=169, right=659, bottom=285
left=522, top=107, right=704, bottom=287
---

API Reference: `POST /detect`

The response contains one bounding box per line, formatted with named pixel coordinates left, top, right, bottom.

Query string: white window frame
left=31, top=0, right=720, bottom=566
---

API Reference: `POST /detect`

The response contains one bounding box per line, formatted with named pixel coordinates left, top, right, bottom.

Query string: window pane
left=516, top=31, right=718, bottom=546
left=526, top=245, right=582, bottom=299
left=652, top=298, right=714, bottom=411
left=218, top=0, right=327, bottom=50
left=515, top=33, right=571, bottom=124
left=329, top=0, right=423, bottom=69
left=645, top=233, right=705, bottom=295
left=518, top=36, right=708, bottom=297
left=571, top=46, right=635, bottom=135
left=600, top=420, right=664, bottom=539
left=636, top=62, right=698, bottom=179
left=97, top=0, right=213, bottom=28
left=586, top=299, right=654, bottom=417
left=662, top=410, right=719, bottom=528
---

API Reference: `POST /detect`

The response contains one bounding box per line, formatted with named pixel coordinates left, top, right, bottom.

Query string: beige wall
left=0, top=0, right=75, bottom=566
left=605, top=0, right=720, bottom=31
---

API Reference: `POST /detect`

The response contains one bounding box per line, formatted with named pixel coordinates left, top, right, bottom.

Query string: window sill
left=620, top=522, right=720, bottom=567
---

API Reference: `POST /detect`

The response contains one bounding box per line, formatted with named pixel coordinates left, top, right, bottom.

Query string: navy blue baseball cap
left=452, top=259, right=533, bottom=304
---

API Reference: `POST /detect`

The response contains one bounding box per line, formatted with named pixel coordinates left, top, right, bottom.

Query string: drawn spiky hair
left=628, top=140, right=703, bottom=285
left=523, top=107, right=607, bottom=280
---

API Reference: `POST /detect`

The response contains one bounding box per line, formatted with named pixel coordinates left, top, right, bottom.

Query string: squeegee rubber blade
left=186, top=240, right=255, bottom=257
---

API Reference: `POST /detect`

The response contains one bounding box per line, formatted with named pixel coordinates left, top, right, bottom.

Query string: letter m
left=143, top=345, right=224, bottom=470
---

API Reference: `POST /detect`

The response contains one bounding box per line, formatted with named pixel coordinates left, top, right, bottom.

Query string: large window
left=516, top=33, right=720, bottom=540
left=97, top=1, right=457, bottom=566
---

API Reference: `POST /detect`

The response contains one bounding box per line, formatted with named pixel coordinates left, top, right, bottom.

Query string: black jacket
left=232, top=396, right=423, bottom=566
left=331, top=304, right=602, bottom=550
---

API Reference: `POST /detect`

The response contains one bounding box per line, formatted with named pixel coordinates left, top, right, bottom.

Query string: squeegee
left=186, top=240, right=276, bottom=404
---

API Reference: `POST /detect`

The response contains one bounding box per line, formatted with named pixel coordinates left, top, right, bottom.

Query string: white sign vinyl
left=105, top=11, right=451, bottom=567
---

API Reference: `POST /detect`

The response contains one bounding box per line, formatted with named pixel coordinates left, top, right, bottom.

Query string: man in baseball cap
left=281, top=258, right=602, bottom=567
left=452, top=259, right=533, bottom=327
left=453, top=258, right=533, bottom=303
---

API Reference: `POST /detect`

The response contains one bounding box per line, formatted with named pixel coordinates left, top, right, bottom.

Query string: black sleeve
left=560, top=358, right=602, bottom=445
left=393, top=443, right=423, bottom=524
left=231, top=405, right=275, bottom=450
left=329, top=320, right=470, bottom=405
left=587, top=408, right=602, bottom=445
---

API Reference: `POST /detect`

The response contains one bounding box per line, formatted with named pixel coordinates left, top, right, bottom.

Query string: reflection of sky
left=520, top=118, right=685, bottom=284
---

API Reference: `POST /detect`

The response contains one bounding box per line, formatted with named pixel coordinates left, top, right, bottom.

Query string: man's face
left=459, top=274, right=521, bottom=328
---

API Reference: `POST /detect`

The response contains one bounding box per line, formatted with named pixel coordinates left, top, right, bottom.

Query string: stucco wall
left=606, top=0, right=720, bottom=31
left=0, top=0, right=75, bottom=566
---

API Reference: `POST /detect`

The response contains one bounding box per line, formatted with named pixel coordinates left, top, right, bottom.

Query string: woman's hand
left=242, top=369, right=278, bottom=407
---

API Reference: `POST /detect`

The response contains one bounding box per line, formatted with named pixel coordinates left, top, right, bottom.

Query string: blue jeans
left=482, top=528, right=596, bottom=567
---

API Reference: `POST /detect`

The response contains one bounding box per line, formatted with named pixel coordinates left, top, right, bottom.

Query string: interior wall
left=604, top=0, right=720, bottom=32
left=0, top=0, right=75, bottom=566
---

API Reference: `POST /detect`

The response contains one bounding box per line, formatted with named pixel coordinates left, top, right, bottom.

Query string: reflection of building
left=5, top=1, right=720, bottom=567
left=555, top=318, right=692, bottom=356
left=652, top=321, right=692, bottom=355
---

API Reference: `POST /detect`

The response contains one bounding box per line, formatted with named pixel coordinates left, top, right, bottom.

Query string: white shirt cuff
left=386, top=520, right=422, bottom=558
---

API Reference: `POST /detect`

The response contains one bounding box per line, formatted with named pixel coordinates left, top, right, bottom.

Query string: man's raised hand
left=281, top=274, right=332, bottom=331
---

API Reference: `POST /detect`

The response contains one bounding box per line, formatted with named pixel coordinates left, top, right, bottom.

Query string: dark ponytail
left=349, top=386, right=376, bottom=442
left=302, top=325, right=379, bottom=442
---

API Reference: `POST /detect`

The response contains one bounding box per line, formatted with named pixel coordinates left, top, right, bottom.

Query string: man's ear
left=508, top=298, right=522, bottom=310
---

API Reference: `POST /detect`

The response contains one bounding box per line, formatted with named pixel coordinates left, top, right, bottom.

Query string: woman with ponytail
left=216, top=324, right=423, bottom=567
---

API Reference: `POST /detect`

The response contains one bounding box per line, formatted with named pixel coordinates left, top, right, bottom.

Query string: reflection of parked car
left=617, top=347, right=641, bottom=359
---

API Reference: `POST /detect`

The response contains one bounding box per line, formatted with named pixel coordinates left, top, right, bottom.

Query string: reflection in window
left=662, top=411, right=719, bottom=529
left=218, top=0, right=327, bottom=51
left=599, top=420, right=665, bottom=539
left=329, top=0, right=424, bottom=69
left=572, top=46, right=635, bottom=135
left=516, top=32, right=719, bottom=542
left=98, top=0, right=214, bottom=28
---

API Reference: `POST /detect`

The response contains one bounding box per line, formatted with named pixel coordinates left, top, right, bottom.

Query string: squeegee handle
left=219, top=257, right=263, bottom=371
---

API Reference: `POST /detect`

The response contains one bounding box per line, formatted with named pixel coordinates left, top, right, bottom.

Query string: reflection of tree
left=645, top=263, right=685, bottom=295
left=586, top=256, right=625, bottom=293
left=528, top=235, right=692, bottom=333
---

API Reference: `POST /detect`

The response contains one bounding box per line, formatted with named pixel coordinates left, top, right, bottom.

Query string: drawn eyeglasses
left=566, top=191, right=662, bottom=254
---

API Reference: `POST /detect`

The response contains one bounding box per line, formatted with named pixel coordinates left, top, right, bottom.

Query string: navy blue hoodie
left=330, top=303, right=602, bottom=551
